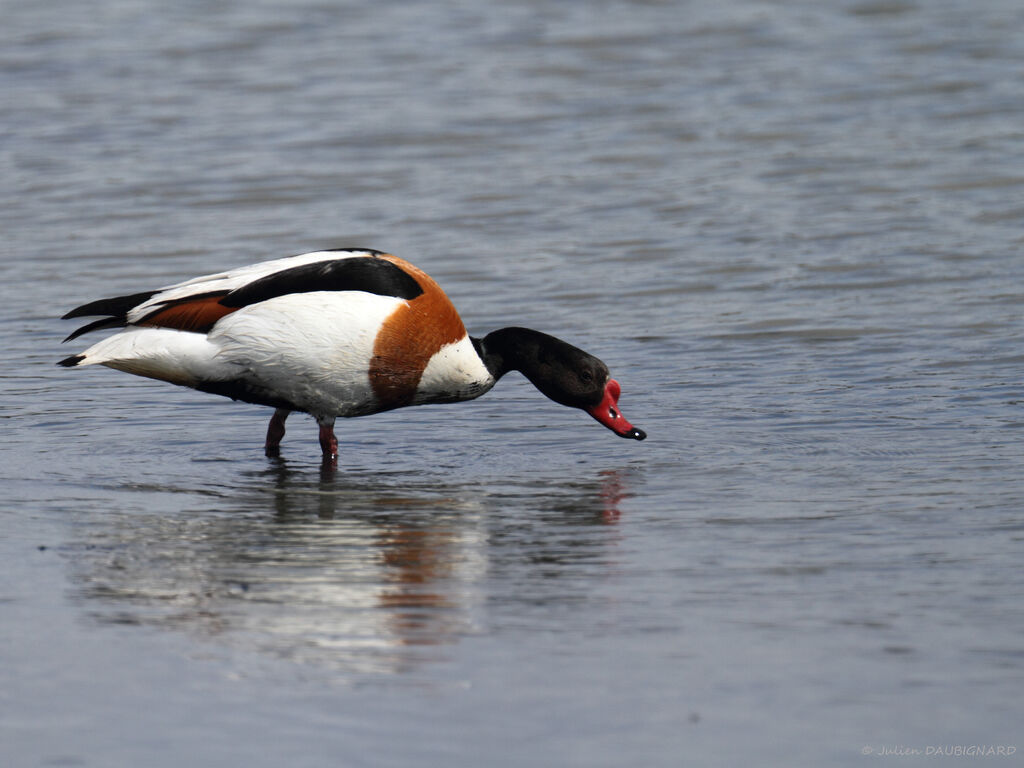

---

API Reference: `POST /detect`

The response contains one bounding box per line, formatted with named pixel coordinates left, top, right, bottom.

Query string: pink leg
left=318, top=420, right=338, bottom=462
left=265, top=408, right=289, bottom=456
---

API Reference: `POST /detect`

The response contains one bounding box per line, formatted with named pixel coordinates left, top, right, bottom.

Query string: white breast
left=415, top=336, right=495, bottom=405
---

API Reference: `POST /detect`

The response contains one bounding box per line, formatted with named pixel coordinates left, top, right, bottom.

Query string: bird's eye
left=580, top=370, right=593, bottom=383
left=609, top=407, right=618, bottom=419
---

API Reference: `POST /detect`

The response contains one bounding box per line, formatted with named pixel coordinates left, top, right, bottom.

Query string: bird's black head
left=478, top=327, right=646, bottom=440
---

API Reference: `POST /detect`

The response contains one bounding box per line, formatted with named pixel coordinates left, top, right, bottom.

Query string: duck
left=59, top=249, right=646, bottom=460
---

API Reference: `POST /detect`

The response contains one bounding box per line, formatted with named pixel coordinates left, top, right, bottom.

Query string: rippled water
left=3, top=0, right=1024, bottom=765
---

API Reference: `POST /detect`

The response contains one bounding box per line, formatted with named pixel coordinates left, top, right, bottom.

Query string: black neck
left=472, top=327, right=552, bottom=381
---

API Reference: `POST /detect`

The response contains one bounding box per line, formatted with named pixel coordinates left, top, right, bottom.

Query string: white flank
left=209, top=291, right=405, bottom=418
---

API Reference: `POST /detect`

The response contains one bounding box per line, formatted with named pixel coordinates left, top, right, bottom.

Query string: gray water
left=3, top=0, right=1023, bottom=765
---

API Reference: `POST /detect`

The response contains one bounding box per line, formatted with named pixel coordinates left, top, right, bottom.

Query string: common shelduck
left=59, top=249, right=646, bottom=460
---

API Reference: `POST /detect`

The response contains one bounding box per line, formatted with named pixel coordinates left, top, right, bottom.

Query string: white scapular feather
left=126, top=250, right=376, bottom=324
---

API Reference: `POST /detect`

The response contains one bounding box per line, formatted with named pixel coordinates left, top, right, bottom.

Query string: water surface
left=3, top=1, right=1023, bottom=765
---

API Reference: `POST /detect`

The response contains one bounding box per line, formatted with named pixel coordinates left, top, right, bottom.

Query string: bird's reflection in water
left=69, top=459, right=634, bottom=678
